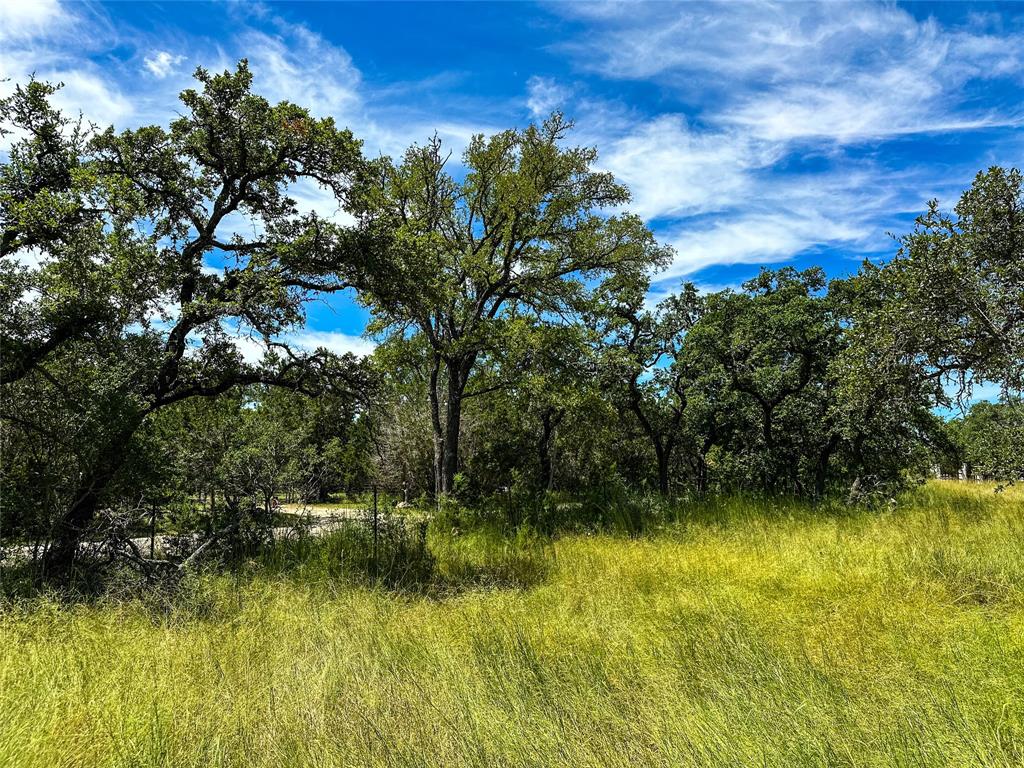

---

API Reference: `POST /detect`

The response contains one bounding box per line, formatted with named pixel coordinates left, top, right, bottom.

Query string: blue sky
left=2, top=1, right=1022, bottom=373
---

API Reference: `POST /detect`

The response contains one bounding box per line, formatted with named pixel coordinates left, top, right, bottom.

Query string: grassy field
left=2, top=482, right=1023, bottom=767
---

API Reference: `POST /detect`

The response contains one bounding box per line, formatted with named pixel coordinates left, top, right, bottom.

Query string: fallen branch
left=177, top=520, right=240, bottom=572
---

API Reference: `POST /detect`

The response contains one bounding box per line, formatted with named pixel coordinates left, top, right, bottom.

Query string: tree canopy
left=349, top=114, right=669, bottom=494
left=1, top=62, right=372, bottom=577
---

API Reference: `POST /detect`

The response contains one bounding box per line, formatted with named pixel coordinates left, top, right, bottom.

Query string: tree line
left=1, top=63, right=1021, bottom=581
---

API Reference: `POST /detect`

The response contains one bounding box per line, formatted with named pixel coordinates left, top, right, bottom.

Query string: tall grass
left=2, top=481, right=1023, bottom=767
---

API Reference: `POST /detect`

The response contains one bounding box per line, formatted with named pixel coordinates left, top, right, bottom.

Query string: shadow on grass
left=259, top=516, right=554, bottom=598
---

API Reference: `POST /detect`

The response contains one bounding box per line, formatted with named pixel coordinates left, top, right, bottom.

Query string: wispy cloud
left=549, top=1, right=1024, bottom=280
left=557, top=2, right=1024, bottom=143
left=143, top=51, right=185, bottom=79
left=239, top=22, right=362, bottom=123
left=600, top=114, right=778, bottom=219
left=0, top=0, right=69, bottom=43
left=526, top=76, right=569, bottom=118
left=287, top=330, right=376, bottom=358
left=227, top=329, right=376, bottom=365
left=662, top=210, right=868, bottom=278
left=51, top=71, right=134, bottom=128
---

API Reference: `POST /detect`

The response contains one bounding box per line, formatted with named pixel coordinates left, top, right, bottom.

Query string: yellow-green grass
left=2, top=482, right=1024, bottom=767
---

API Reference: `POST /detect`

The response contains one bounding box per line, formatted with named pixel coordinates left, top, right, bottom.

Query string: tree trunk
left=439, top=364, right=466, bottom=495
left=693, top=456, right=709, bottom=497
left=627, top=396, right=674, bottom=497
left=41, top=421, right=140, bottom=581
left=428, top=354, right=475, bottom=497
left=42, top=465, right=120, bottom=581
left=537, top=407, right=564, bottom=492
left=655, top=442, right=671, bottom=496
left=427, top=356, right=445, bottom=497
left=41, top=487, right=102, bottom=581
left=694, top=431, right=716, bottom=497
left=814, top=434, right=841, bottom=499
left=440, top=397, right=461, bottom=495
left=760, top=403, right=779, bottom=493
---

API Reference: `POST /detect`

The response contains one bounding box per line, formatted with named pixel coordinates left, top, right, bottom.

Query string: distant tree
left=671, top=341, right=736, bottom=497
left=518, top=322, right=599, bottom=492
left=949, top=400, right=1024, bottom=483
left=462, top=319, right=600, bottom=494
left=596, top=283, right=703, bottom=495
left=147, top=391, right=304, bottom=559
left=254, top=387, right=373, bottom=502
left=351, top=115, right=669, bottom=495
left=684, top=268, right=841, bottom=494
left=367, top=333, right=446, bottom=497
left=844, top=167, right=1024, bottom=488
left=866, top=167, right=1023, bottom=395
left=828, top=274, right=947, bottom=498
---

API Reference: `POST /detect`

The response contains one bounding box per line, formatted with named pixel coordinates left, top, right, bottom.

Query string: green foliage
left=839, top=166, right=1024, bottom=489
left=947, top=399, right=1024, bottom=483
left=584, top=266, right=940, bottom=499
left=1, top=63, right=372, bottom=576
left=0, top=78, right=150, bottom=384
left=681, top=267, right=841, bottom=493
left=879, top=167, right=1023, bottom=393
left=595, top=281, right=702, bottom=494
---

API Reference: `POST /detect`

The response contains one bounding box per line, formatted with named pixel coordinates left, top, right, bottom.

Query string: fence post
left=372, top=485, right=379, bottom=580
left=150, top=505, right=157, bottom=558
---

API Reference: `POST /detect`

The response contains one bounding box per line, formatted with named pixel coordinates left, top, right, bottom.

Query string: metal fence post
left=372, top=485, right=379, bottom=580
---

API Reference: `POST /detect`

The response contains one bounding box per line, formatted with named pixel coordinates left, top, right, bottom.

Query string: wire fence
left=285, top=486, right=431, bottom=581
left=1, top=484, right=434, bottom=586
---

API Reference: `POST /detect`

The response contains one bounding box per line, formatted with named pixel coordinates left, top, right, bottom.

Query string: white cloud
left=9, top=246, right=47, bottom=270
left=721, top=51, right=1020, bottom=143
left=663, top=210, right=867, bottom=278
left=240, top=22, right=361, bottom=123
left=547, top=3, right=1024, bottom=279
left=287, top=330, right=376, bottom=358
left=556, top=2, right=1024, bottom=143
left=215, top=210, right=265, bottom=244
left=526, top=76, right=569, bottom=119
left=228, top=328, right=378, bottom=364
left=231, top=333, right=269, bottom=365
left=0, top=0, right=68, bottom=42
left=0, top=2, right=135, bottom=132
left=48, top=70, right=133, bottom=128
left=143, top=51, right=185, bottom=79
left=601, top=115, right=778, bottom=219
left=642, top=162, right=903, bottom=278
left=228, top=329, right=376, bottom=364
left=289, top=178, right=357, bottom=226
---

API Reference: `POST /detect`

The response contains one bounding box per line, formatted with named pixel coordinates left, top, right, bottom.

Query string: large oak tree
left=1, top=63, right=371, bottom=577
left=351, top=115, right=669, bottom=495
